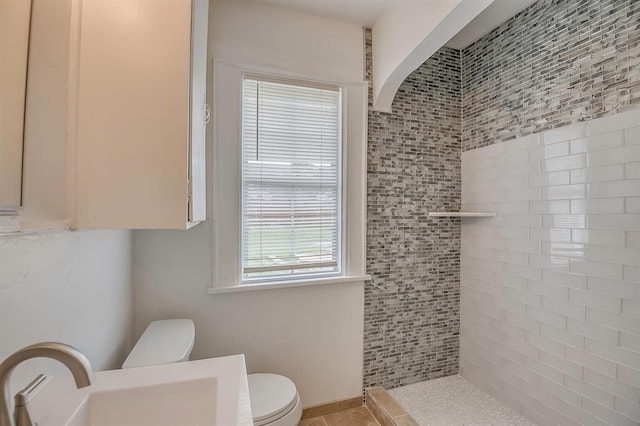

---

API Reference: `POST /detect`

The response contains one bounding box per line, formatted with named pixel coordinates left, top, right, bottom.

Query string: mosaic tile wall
left=364, top=30, right=462, bottom=389
left=463, top=0, right=640, bottom=151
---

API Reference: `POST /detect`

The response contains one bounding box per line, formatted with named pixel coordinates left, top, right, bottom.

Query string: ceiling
left=235, top=0, right=393, bottom=26
left=236, top=0, right=538, bottom=48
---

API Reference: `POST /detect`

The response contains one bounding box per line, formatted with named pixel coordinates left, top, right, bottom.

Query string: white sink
left=29, top=355, right=252, bottom=426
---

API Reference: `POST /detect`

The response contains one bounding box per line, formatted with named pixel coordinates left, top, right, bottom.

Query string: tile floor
left=299, top=406, right=380, bottom=426
left=388, top=375, right=534, bottom=426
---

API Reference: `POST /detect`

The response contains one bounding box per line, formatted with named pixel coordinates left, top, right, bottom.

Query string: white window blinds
left=241, top=76, right=341, bottom=281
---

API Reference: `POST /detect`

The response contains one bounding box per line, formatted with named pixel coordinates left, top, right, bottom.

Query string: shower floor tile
left=388, top=375, right=534, bottom=426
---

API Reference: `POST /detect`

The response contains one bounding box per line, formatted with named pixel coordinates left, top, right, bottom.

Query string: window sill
left=207, top=274, right=371, bottom=295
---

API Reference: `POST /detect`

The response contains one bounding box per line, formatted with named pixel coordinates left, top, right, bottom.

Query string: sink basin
left=69, top=378, right=217, bottom=426
left=29, top=355, right=252, bottom=426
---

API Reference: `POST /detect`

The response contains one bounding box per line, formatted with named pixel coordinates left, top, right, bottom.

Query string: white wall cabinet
left=72, top=0, right=208, bottom=229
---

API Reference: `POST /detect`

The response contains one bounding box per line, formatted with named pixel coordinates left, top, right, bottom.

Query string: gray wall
left=463, top=0, right=640, bottom=151
left=364, top=30, right=462, bottom=389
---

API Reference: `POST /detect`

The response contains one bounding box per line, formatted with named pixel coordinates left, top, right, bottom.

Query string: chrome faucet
left=0, top=342, right=94, bottom=426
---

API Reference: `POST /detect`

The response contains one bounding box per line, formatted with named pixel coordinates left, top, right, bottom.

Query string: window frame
left=240, top=75, right=344, bottom=284
left=208, top=59, right=369, bottom=294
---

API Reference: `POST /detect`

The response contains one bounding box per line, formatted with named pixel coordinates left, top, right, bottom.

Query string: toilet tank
left=122, top=319, right=195, bottom=369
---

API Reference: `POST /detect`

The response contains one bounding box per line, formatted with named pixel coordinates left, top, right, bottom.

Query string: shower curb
left=366, top=387, right=418, bottom=426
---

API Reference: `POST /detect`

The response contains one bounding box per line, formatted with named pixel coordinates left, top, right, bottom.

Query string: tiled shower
left=364, top=0, right=640, bottom=424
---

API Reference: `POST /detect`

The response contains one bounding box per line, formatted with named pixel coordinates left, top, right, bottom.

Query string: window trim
left=239, top=76, right=343, bottom=283
left=209, top=59, right=369, bottom=293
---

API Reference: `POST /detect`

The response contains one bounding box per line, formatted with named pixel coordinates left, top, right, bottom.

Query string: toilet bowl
left=123, top=319, right=302, bottom=426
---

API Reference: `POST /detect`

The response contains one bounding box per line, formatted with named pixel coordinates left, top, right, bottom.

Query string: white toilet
left=122, top=319, right=302, bottom=426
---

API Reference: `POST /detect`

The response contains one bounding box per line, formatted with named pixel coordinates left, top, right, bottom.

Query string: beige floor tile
left=323, top=406, right=380, bottom=426
left=299, top=417, right=328, bottom=426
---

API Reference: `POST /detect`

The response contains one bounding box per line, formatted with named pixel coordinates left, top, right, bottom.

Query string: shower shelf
left=428, top=212, right=497, bottom=218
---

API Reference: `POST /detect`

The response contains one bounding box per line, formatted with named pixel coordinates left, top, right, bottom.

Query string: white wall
left=460, top=110, right=640, bottom=425
left=0, top=0, right=134, bottom=402
left=0, top=230, right=133, bottom=394
left=133, top=0, right=366, bottom=408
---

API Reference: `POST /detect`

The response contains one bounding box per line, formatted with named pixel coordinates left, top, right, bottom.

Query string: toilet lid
left=248, top=373, right=298, bottom=423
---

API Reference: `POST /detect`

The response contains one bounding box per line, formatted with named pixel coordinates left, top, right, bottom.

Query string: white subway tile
left=571, top=198, right=625, bottom=214
left=538, top=375, right=582, bottom=407
left=589, top=214, right=640, bottom=231
left=588, top=245, right=640, bottom=266
left=505, top=160, right=540, bottom=177
left=543, top=269, right=587, bottom=289
left=494, top=250, right=530, bottom=266
left=588, top=367, right=640, bottom=405
left=506, top=239, right=541, bottom=254
left=505, top=310, right=540, bottom=333
left=529, top=141, right=570, bottom=160
left=587, top=307, right=640, bottom=335
left=627, top=232, right=640, bottom=248
left=462, top=165, right=506, bottom=182
left=570, top=131, right=624, bottom=154
left=542, top=295, right=586, bottom=320
left=619, top=332, right=640, bottom=353
left=572, top=229, right=626, bottom=247
left=626, top=198, right=640, bottom=213
left=528, top=280, right=569, bottom=299
left=527, top=331, right=566, bottom=356
left=624, top=125, right=640, bottom=145
left=505, top=133, right=541, bottom=151
left=529, top=171, right=571, bottom=187
left=587, top=110, right=640, bottom=136
left=589, top=180, right=640, bottom=198
left=570, top=258, right=624, bottom=280
left=496, top=201, right=529, bottom=214
left=530, top=199, right=571, bottom=214
left=583, top=397, right=638, bottom=426
left=527, top=305, right=567, bottom=329
left=531, top=227, right=571, bottom=242
left=587, top=276, right=640, bottom=299
left=543, top=154, right=585, bottom=172
left=505, top=187, right=541, bottom=201
left=544, top=123, right=586, bottom=143
left=617, top=364, right=640, bottom=389
left=493, top=272, right=528, bottom=290
left=585, top=338, right=640, bottom=369
left=506, top=214, right=543, bottom=227
left=569, top=289, right=622, bottom=313
left=529, top=253, right=570, bottom=270
left=570, top=164, right=624, bottom=184
left=506, top=263, right=542, bottom=280
left=613, top=397, right=640, bottom=423
left=543, top=184, right=587, bottom=200
left=587, top=145, right=640, bottom=167
left=621, top=298, right=640, bottom=318
left=496, top=149, right=528, bottom=166
left=624, top=265, right=640, bottom=283
left=543, top=213, right=587, bottom=229
left=625, top=161, right=640, bottom=179
left=567, top=317, right=619, bottom=345
left=522, top=353, right=563, bottom=383
left=564, top=374, right=615, bottom=409
left=541, top=323, right=585, bottom=349
left=566, top=347, right=617, bottom=377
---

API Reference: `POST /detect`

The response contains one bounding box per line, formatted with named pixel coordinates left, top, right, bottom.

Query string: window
left=210, top=60, right=368, bottom=293
left=241, top=77, right=342, bottom=282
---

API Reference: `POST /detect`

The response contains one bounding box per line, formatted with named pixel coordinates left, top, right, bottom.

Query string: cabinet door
left=76, top=0, right=192, bottom=228
left=188, top=0, right=208, bottom=223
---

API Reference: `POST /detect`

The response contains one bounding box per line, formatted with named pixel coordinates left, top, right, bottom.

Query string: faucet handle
left=14, top=374, right=48, bottom=426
